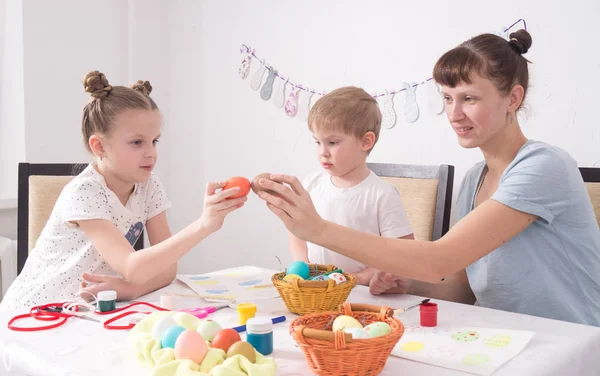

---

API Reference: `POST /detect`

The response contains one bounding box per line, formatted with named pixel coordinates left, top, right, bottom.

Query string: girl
left=0, top=71, right=246, bottom=310
left=258, top=30, right=600, bottom=326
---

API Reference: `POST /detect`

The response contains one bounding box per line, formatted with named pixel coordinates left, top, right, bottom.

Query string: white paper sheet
left=177, top=266, right=281, bottom=303
left=391, top=325, right=535, bottom=375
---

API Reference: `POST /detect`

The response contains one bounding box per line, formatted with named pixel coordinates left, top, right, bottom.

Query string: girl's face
left=441, top=74, right=512, bottom=149
left=99, top=109, right=162, bottom=185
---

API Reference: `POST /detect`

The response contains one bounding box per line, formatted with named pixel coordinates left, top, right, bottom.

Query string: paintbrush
left=394, top=298, right=430, bottom=315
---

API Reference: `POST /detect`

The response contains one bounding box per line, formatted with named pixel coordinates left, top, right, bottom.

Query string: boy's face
left=312, top=128, right=368, bottom=178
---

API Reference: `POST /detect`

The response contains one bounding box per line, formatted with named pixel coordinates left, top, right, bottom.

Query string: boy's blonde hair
left=308, top=86, right=382, bottom=152
left=81, top=71, right=158, bottom=153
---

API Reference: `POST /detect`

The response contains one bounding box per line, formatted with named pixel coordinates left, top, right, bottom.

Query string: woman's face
left=441, top=74, right=512, bottom=149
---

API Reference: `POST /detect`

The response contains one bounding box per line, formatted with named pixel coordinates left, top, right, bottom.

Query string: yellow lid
left=237, top=303, right=257, bottom=314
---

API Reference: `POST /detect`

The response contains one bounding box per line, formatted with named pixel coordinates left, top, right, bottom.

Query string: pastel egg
left=211, top=329, right=242, bottom=352
left=161, top=325, right=187, bottom=349
left=226, top=341, right=256, bottom=363
left=309, top=274, right=328, bottom=281
left=344, top=327, right=370, bottom=339
left=332, top=315, right=363, bottom=332
left=327, top=272, right=347, bottom=284
left=197, top=320, right=222, bottom=342
left=174, top=330, right=208, bottom=364
left=283, top=274, right=304, bottom=282
left=286, top=261, right=310, bottom=279
left=151, top=316, right=178, bottom=341
left=364, top=322, right=392, bottom=338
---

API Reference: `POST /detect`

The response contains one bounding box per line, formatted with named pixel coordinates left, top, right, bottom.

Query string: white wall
left=0, top=0, right=25, bottom=200
left=163, top=0, right=205, bottom=270
left=0, top=0, right=170, bottom=240
left=1, top=1, right=599, bottom=273
left=21, top=0, right=171, bottom=166
left=167, top=0, right=600, bottom=273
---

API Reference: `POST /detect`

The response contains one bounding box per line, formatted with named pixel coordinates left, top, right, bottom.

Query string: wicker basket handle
left=340, top=303, right=394, bottom=318
left=294, top=326, right=354, bottom=343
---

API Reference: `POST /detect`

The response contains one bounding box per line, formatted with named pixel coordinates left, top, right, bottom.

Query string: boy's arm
left=289, top=231, right=309, bottom=262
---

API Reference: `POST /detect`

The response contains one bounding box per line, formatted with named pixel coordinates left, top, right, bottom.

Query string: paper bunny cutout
left=378, top=91, right=397, bottom=129
left=401, top=82, right=419, bottom=123
left=260, top=69, right=277, bottom=100
left=272, top=78, right=287, bottom=109
left=285, top=87, right=301, bottom=117
left=249, top=62, right=266, bottom=91
left=238, top=51, right=253, bottom=79
left=426, top=81, right=445, bottom=115
left=296, top=87, right=313, bottom=122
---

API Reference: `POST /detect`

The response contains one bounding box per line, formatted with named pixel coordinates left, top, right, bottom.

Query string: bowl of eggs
left=289, top=302, right=404, bottom=376
left=129, top=312, right=277, bottom=375
left=271, top=261, right=357, bottom=315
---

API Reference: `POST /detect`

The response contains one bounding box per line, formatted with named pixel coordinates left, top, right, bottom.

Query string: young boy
left=289, top=86, right=414, bottom=291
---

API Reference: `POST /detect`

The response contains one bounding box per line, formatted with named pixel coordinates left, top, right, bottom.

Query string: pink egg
left=174, top=330, right=208, bottom=364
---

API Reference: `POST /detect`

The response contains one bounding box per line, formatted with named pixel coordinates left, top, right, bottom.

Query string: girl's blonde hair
left=81, top=71, right=158, bottom=152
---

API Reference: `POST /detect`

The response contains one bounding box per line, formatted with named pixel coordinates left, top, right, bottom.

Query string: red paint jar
left=420, top=302, right=438, bottom=327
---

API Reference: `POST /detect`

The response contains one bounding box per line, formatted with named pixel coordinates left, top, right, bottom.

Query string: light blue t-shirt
left=456, top=140, right=600, bottom=326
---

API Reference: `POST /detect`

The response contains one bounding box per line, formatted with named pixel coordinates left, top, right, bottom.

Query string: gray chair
left=17, top=163, right=144, bottom=275
left=580, top=167, right=600, bottom=227
left=367, top=163, right=454, bottom=241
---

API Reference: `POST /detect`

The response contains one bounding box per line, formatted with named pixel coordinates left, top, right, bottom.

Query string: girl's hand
left=199, top=181, right=247, bottom=234
left=79, top=272, right=138, bottom=302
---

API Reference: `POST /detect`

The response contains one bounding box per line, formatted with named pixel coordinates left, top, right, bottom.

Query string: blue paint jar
left=97, top=290, right=117, bottom=312
left=246, top=317, right=273, bottom=355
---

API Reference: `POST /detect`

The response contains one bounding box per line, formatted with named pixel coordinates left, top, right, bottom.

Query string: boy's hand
left=369, top=271, right=412, bottom=295
left=199, top=181, right=247, bottom=234
left=80, top=272, right=138, bottom=302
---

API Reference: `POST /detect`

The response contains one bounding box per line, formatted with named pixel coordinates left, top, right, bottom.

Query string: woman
left=258, top=30, right=600, bottom=326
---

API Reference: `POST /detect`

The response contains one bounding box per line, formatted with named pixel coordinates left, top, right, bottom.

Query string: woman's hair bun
left=508, top=29, right=532, bottom=55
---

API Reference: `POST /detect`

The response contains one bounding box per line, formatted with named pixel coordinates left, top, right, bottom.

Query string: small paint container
left=97, top=290, right=117, bottom=312
left=160, top=294, right=175, bottom=310
left=237, top=303, right=257, bottom=325
left=420, top=302, right=438, bottom=327
left=246, top=317, right=273, bottom=355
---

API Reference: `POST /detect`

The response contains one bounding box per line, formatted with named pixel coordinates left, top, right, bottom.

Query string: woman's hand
left=257, top=174, right=325, bottom=242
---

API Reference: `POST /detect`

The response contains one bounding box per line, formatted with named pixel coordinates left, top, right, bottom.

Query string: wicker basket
left=289, top=302, right=404, bottom=376
left=272, top=264, right=357, bottom=315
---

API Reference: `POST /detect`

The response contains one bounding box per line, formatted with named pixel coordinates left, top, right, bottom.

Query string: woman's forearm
left=314, top=221, right=446, bottom=283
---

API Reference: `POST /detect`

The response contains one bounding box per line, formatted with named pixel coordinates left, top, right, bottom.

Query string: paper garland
left=239, top=19, right=527, bottom=126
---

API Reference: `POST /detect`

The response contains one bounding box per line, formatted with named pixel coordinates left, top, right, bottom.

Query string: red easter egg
left=223, top=177, right=251, bottom=198
left=211, top=328, right=241, bottom=352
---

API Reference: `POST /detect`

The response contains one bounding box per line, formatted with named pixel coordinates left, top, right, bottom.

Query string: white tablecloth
left=1, top=266, right=600, bottom=376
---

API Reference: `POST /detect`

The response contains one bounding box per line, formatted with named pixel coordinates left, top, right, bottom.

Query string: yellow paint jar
left=236, top=303, right=257, bottom=325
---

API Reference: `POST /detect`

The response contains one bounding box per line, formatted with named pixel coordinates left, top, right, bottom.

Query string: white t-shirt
left=0, top=164, right=171, bottom=310
left=303, top=171, right=413, bottom=274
